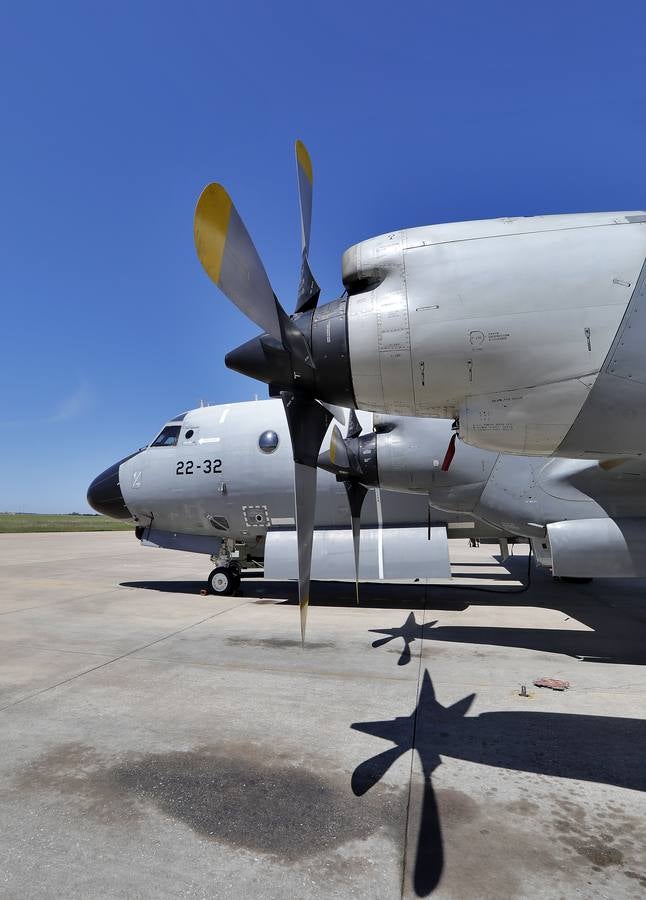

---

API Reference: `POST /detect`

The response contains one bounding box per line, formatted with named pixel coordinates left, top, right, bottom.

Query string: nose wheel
left=208, top=564, right=241, bottom=596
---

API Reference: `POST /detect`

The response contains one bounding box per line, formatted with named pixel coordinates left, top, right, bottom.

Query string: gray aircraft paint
left=194, top=153, right=646, bottom=583
left=351, top=412, right=646, bottom=575
left=342, top=212, right=646, bottom=457
left=547, top=518, right=646, bottom=577
left=117, top=399, right=646, bottom=578
left=557, top=255, right=646, bottom=456
left=264, top=526, right=451, bottom=582
left=371, top=413, right=646, bottom=538
left=118, top=401, right=494, bottom=570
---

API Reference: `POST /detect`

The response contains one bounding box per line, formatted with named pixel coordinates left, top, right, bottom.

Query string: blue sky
left=1, top=1, right=644, bottom=511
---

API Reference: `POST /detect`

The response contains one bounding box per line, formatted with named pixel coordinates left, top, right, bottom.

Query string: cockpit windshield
left=151, top=425, right=181, bottom=447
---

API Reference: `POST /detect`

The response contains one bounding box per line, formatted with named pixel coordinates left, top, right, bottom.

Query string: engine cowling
left=343, top=212, right=646, bottom=458
left=547, top=517, right=646, bottom=577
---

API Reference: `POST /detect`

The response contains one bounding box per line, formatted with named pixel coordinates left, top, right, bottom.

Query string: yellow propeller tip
left=193, top=183, right=233, bottom=285
left=295, top=140, right=313, bottom=185
left=299, top=597, right=309, bottom=645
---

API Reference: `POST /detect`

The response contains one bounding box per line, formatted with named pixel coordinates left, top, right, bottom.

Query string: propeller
left=281, top=390, right=332, bottom=640
left=194, top=183, right=283, bottom=341
left=319, top=409, right=377, bottom=605
left=295, top=140, right=320, bottom=313
left=338, top=410, right=367, bottom=605
left=194, top=141, right=344, bottom=644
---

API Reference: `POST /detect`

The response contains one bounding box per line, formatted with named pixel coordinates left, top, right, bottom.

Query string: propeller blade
left=329, top=424, right=350, bottom=471
left=344, top=480, right=368, bottom=605
left=293, top=461, right=317, bottom=643
left=194, top=183, right=284, bottom=341
left=317, top=412, right=370, bottom=602
left=351, top=745, right=407, bottom=796
left=318, top=401, right=346, bottom=425
left=346, top=408, right=363, bottom=440
left=371, top=635, right=394, bottom=648
left=281, top=391, right=333, bottom=643
left=294, top=140, right=320, bottom=313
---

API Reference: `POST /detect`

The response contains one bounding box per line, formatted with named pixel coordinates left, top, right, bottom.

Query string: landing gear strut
left=207, top=539, right=246, bottom=596
left=208, top=563, right=241, bottom=596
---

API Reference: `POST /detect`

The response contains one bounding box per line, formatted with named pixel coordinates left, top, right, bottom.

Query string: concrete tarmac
left=1, top=532, right=645, bottom=899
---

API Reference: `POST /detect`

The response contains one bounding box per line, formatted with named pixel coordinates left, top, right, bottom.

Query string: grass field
left=0, top=514, right=133, bottom=533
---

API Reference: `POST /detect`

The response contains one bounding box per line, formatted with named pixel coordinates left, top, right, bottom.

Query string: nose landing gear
left=208, top=563, right=241, bottom=596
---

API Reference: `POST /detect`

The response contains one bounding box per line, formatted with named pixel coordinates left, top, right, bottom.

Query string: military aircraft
left=86, top=399, right=508, bottom=599
left=192, top=140, right=646, bottom=636
left=88, top=399, right=646, bottom=608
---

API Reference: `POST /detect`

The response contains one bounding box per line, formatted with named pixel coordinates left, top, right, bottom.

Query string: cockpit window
left=151, top=425, right=181, bottom=447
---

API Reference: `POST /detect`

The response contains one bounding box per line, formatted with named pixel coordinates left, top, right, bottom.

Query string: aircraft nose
left=87, top=458, right=131, bottom=519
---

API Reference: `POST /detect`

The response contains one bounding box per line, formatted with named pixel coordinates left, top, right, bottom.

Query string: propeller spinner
left=194, top=142, right=354, bottom=642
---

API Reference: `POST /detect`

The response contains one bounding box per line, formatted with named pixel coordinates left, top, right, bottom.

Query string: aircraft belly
left=428, top=481, right=490, bottom=514
left=460, top=378, right=592, bottom=454
left=473, top=455, right=544, bottom=536
left=264, top=526, right=451, bottom=581
left=538, top=457, right=646, bottom=519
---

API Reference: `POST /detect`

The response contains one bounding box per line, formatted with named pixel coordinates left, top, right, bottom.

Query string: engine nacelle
left=344, top=212, right=646, bottom=457
left=547, top=517, right=646, bottom=577
left=369, top=414, right=497, bottom=514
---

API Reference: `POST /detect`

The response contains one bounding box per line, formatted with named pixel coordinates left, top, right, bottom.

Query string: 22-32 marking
left=176, top=459, right=222, bottom=475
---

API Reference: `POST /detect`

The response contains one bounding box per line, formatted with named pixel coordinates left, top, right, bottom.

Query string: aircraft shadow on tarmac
left=351, top=669, right=646, bottom=896
left=119, top=577, right=469, bottom=611
left=119, top=553, right=531, bottom=610
left=370, top=594, right=646, bottom=666
left=121, top=554, right=646, bottom=662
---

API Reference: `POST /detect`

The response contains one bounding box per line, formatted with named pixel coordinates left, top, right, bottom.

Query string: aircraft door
left=193, top=432, right=231, bottom=534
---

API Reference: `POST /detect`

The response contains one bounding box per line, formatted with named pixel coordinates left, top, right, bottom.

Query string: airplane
left=88, top=399, right=646, bottom=608
left=193, top=140, right=646, bottom=636
left=86, top=399, right=509, bottom=599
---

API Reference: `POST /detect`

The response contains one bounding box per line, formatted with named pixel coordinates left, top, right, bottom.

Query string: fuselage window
left=258, top=430, right=279, bottom=453
left=151, top=425, right=181, bottom=447
left=185, top=429, right=194, bottom=440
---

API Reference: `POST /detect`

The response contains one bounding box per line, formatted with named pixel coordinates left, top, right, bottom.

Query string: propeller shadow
left=369, top=595, right=646, bottom=666
left=370, top=612, right=438, bottom=666
left=351, top=669, right=646, bottom=896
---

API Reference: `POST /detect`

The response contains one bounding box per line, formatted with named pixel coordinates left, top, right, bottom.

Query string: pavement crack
left=400, top=599, right=427, bottom=899
left=0, top=599, right=249, bottom=713
left=0, top=586, right=127, bottom=617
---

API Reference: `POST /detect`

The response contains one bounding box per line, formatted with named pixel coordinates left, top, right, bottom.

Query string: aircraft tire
left=208, top=566, right=236, bottom=596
